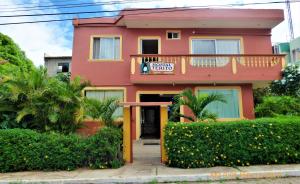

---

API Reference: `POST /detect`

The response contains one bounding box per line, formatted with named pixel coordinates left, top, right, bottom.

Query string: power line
left=0, top=0, right=298, bottom=26
left=0, top=0, right=296, bottom=18
left=0, top=0, right=154, bottom=12
left=0, top=0, right=86, bottom=7
left=0, top=0, right=88, bottom=7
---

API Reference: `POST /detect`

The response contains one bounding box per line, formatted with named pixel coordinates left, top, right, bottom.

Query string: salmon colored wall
left=125, top=84, right=254, bottom=139
left=72, top=26, right=262, bottom=139
left=77, top=120, right=103, bottom=137
left=72, top=27, right=272, bottom=86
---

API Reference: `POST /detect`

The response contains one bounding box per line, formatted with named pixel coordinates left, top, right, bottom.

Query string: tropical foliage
left=253, top=65, right=300, bottom=117
left=0, top=66, right=89, bottom=133
left=0, top=33, right=89, bottom=134
left=170, top=88, right=226, bottom=122
left=270, top=64, right=300, bottom=96
left=84, top=97, right=121, bottom=127
left=255, top=96, right=300, bottom=117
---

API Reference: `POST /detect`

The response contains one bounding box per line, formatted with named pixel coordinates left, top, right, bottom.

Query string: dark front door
left=141, top=106, right=160, bottom=139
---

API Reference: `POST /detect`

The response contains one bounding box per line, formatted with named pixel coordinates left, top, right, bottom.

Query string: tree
left=0, top=32, right=33, bottom=71
left=270, top=64, right=300, bottom=96
left=84, top=97, right=121, bottom=127
left=170, top=88, right=226, bottom=122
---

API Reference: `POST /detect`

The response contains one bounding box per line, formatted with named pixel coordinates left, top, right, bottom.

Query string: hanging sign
left=149, top=62, right=175, bottom=74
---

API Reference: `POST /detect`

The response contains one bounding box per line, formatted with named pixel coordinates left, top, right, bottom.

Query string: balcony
left=130, top=54, right=285, bottom=84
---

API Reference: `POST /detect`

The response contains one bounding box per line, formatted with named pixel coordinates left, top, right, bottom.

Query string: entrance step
left=142, top=139, right=160, bottom=145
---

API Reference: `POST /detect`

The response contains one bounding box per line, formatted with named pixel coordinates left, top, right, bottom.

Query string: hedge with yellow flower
left=165, top=117, right=300, bottom=168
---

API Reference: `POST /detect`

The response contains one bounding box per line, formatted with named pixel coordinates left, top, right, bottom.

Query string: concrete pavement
left=0, top=141, right=299, bottom=183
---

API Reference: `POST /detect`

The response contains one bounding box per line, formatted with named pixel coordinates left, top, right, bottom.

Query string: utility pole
left=285, top=0, right=294, bottom=40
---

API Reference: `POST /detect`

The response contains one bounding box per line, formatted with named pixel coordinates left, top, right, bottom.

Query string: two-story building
left=71, top=8, right=285, bottom=140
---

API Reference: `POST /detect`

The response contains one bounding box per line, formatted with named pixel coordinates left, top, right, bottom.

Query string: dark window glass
left=173, top=32, right=179, bottom=38
left=58, top=63, right=69, bottom=73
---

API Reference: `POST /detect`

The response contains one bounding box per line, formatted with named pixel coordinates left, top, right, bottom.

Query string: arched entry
left=120, top=102, right=171, bottom=163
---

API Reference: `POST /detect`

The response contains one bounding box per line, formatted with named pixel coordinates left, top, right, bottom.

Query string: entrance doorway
left=140, top=94, right=179, bottom=139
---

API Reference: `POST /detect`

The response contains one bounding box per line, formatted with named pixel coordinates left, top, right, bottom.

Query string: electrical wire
left=0, top=0, right=297, bottom=26
left=0, top=0, right=156, bottom=12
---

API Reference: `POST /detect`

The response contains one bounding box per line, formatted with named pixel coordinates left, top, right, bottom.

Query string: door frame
left=138, top=36, right=161, bottom=54
left=135, top=90, right=184, bottom=140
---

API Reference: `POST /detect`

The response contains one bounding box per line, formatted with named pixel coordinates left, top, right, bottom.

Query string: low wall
left=77, top=120, right=103, bottom=136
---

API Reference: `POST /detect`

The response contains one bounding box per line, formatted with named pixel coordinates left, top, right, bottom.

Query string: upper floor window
left=92, top=36, right=121, bottom=60
left=191, top=38, right=241, bottom=67
left=166, top=31, right=180, bottom=40
left=191, top=39, right=240, bottom=55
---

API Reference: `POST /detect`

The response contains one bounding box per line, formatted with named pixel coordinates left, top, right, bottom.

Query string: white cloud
left=0, top=0, right=72, bottom=66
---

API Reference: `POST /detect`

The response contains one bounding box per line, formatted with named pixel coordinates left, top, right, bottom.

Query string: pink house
left=72, top=8, right=285, bottom=140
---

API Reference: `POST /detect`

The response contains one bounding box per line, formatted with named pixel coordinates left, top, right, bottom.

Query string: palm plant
left=170, top=88, right=226, bottom=122
left=84, top=97, right=121, bottom=127
left=0, top=66, right=87, bottom=133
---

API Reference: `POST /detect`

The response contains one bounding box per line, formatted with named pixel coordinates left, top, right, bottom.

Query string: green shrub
left=255, top=96, right=300, bottom=117
left=165, top=117, right=300, bottom=168
left=0, top=127, right=123, bottom=172
left=86, top=127, right=123, bottom=169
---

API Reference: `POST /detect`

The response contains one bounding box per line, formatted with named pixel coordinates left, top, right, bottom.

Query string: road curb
left=1, top=169, right=300, bottom=183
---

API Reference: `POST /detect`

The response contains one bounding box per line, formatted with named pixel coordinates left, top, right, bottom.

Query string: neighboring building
left=44, top=54, right=72, bottom=76
left=72, top=8, right=285, bottom=140
left=273, top=36, right=300, bottom=64
left=272, top=42, right=291, bottom=64
left=290, top=37, right=300, bottom=64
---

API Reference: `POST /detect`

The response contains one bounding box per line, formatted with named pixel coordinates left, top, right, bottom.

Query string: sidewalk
left=0, top=143, right=299, bottom=183
left=0, top=162, right=300, bottom=183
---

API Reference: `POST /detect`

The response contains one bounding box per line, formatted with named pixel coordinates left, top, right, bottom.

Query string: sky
left=0, top=0, right=299, bottom=66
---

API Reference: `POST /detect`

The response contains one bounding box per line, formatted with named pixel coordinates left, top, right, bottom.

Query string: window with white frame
left=191, top=39, right=240, bottom=67
left=167, top=31, right=180, bottom=40
left=85, top=90, right=124, bottom=117
left=92, top=36, right=121, bottom=60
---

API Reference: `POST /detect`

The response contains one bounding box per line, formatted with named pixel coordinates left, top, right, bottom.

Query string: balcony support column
left=281, top=57, right=286, bottom=69
left=131, top=57, right=136, bottom=74
left=181, top=57, right=186, bottom=74
left=232, top=57, right=237, bottom=74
